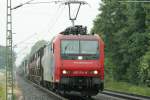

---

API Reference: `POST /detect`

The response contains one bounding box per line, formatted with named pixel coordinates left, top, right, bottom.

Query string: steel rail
left=26, top=79, right=68, bottom=100
left=102, top=89, right=150, bottom=100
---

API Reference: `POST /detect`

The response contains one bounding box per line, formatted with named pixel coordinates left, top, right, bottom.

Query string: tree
left=92, top=0, right=150, bottom=85
left=92, top=0, right=128, bottom=80
left=139, top=32, right=150, bottom=86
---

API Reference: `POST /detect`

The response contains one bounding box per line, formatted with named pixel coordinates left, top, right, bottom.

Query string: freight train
left=21, top=25, right=104, bottom=97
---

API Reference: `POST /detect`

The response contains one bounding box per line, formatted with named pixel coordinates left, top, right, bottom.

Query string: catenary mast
left=6, top=0, right=13, bottom=99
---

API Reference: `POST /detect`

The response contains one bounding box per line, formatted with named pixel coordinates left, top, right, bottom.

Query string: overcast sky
left=0, top=0, right=101, bottom=66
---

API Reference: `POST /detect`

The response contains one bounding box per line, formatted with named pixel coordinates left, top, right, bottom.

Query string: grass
left=0, top=73, right=5, bottom=100
left=105, top=79, right=150, bottom=96
left=0, top=84, right=5, bottom=100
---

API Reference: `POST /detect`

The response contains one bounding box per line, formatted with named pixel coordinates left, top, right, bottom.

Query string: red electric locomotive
left=27, top=25, right=104, bottom=96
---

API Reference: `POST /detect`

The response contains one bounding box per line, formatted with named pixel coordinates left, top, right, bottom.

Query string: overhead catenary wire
left=12, top=0, right=65, bottom=10
left=13, top=33, right=38, bottom=47
left=16, top=46, right=29, bottom=55
left=12, top=0, right=66, bottom=42
left=37, top=5, right=66, bottom=41
left=13, top=1, right=65, bottom=67
left=48, top=5, right=65, bottom=33
left=11, top=0, right=36, bottom=10
left=12, top=0, right=89, bottom=43
left=26, top=1, right=62, bottom=5
left=14, top=0, right=89, bottom=66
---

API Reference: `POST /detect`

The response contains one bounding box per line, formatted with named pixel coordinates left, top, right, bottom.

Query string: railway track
left=25, top=78, right=150, bottom=100
left=27, top=80, right=68, bottom=100
left=27, top=80, right=96, bottom=100
left=64, top=89, right=150, bottom=100
left=102, top=89, right=150, bottom=100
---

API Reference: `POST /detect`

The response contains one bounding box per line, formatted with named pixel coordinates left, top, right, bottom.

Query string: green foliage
left=104, top=57, right=115, bottom=83
left=139, top=46, right=150, bottom=86
left=92, top=0, right=150, bottom=86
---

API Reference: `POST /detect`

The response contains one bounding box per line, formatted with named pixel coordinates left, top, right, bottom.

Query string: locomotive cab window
left=61, top=40, right=99, bottom=60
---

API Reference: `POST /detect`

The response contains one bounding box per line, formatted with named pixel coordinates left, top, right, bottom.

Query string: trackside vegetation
left=0, top=74, right=5, bottom=100
left=105, top=75, right=150, bottom=96
left=92, top=0, right=150, bottom=96
left=0, top=84, right=5, bottom=100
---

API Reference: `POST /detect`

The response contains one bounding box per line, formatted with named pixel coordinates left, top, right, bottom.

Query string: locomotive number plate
left=72, top=71, right=88, bottom=74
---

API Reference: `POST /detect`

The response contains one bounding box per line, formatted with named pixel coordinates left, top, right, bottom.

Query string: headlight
left=62, top=70, right=67, bottom=74
left=93, top=70, right=98, bottom=74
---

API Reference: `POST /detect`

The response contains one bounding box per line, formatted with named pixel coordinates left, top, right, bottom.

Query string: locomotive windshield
left=61, top=40, right=99, bottom=60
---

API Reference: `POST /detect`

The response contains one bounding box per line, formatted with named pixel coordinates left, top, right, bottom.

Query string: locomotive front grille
left=60, top=76, right=103, bottom=90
